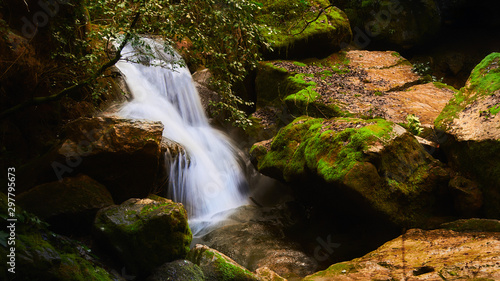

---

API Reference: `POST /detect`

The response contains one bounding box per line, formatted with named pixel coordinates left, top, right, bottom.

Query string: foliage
left=405, top=114, right=423, bottom=135
left=90, top=0, right=264, bottom=128
left=2, top=0, right=264, bottom=128
left=411, top=61, right=442, bottom=82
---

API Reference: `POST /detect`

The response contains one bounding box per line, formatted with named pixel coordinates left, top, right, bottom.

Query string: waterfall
left=115, top=38, right=248, bottom=234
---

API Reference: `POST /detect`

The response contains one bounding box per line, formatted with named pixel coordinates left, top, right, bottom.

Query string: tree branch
left=0, top=12, right=141, bottom=120
left=293, top=5, right=333, bottom=36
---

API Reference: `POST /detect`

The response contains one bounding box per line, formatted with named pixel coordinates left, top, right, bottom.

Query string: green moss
left=467, top=52, right=500, bottom=95
left=303, top=261, right=358, bottom=279
left=489, top=104, right=500, bottom=115
left=436, top=53, right=500, bottom=129
left=293, top=61, right=307, bottom=67
left=256, top=0, right=351, bottom=50
left=433, top=81, right=458, bottom=92
left=256, top=117, right=394, bottom=183
left=441, top=219, right=500, bottom=232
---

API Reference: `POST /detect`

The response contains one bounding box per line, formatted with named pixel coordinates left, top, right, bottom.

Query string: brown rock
left=304, top=228, right=500, bottom=280
left=56, top=117, right=164, bottom=202
left=17, top=174, right=114, bottom=233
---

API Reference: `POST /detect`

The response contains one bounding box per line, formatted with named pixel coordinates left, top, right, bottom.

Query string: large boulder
left=250, top=116, right=450, bottom=227
left=0, top=192, right=121, bottom=281
left=198, top=205, right=318, bottom=279
left=187, top=244, right=261, bottom=281
left=303, top=227, right=500, bottom=280
left=256, top=0, right=352, bottom=59
left=435, top=52, right=500, bottom=218
left=17, top=174, right=114, bottom=234
left=93, top=195, right=192, bottom=275
left=335, top=0, right=441, bottom=50
left=53, top=117, right=164, bottom=202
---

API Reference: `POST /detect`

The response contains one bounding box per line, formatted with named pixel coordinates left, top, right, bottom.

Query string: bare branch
left=293, top=5, right=334, bottom=36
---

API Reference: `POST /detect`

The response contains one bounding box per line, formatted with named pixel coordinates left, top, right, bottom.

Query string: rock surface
left=250, top=116, right=450, bottom=227
left=0, top=192, right=121, bottom=281
left=56, top=117, right=164, bottom=202
left=93, top=195, right=192, bottom=275
left=303, top=227, right=500, bottom=280
left=253, top=51, right=455, bottom=129
left=187, top=244, right=261, bottom=281
left=17, top=174, right=114, bottom=233
left=256, top=0, right=352, bottom=59
left=146, top=260, right=205, bottom=281
left=197, top=205, right=318, bottom=279
left=435, top=52, right=500, bottom=218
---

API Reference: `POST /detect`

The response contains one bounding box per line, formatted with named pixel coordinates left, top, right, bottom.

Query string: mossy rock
left=187, top=244, right=260, bottom=281
left=254, top=60, right=348, bottom=118
left=93, top=195, right=192, bottom=275
left=435, top=53, right=500, bottom=218
left=0, top=192, right=118, bottom=281
left=146, top=260, right=205, bottom=281
left=441, top=218, right=500, bottom=233
left=335, top=0, right=441, bottom=50
left=256, top=0, right=352, bottom=59
left=435, top=52, right=500, bottom=131
left=250, top=116, right=450, bottom=227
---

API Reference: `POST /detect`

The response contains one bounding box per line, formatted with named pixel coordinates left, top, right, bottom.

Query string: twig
left=293, top=5, right=334, bottom=36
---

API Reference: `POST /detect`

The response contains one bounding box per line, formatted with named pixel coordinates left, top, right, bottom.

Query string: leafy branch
left=0, top=12, right=141, bottom=120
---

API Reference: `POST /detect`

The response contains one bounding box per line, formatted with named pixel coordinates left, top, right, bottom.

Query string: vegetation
left=405, top=114, right=423, bottom=135
left=1, top=0, right=265, bottom=128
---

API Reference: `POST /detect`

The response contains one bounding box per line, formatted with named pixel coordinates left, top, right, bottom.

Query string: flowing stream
left=115, top=38, right=248, bottom=235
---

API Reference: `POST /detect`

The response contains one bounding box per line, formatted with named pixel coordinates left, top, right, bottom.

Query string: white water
left=115, top=38, right=248, bottom=234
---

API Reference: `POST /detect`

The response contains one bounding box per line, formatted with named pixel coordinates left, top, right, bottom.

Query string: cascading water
left=115, top=38, right=248, bottom=235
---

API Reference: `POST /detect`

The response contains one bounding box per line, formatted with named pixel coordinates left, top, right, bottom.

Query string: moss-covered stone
left=250, top=116, right=449, bottom=227
left=434, top=53, right=500, bottom=218
left=146, top=260, right=205, bottom=281
left=256, top=0, right=352, bottom=59
left=435, top=53, right=500, bottom=130
left=441, top=218, right=500, bottom=233
left=0, top=192, right=117, bottom=281
left=93, top=196, right=192, bottom=275
left=187, top=244, right=260, bottom=281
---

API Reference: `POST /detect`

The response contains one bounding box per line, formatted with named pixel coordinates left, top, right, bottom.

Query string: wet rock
left=303, top=228, right=500, bottom=280
left=146, top=260, right=204, bottom=281
left=0, top=192, right=121, bottom=281
left=198, top=216, right=317, bottom=278
left=17, top=174, right=114, bottom=234
left=435, top=52, right=500, bottom=218
left=250, top=116, right=450, bottom=227
left=187, top=244, right=261, bottom=281
left=93, top=195, right=192, bottom=275
left=56, top=117, right=164, bottom=202
left=256, top=0, right=352, bottom=60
